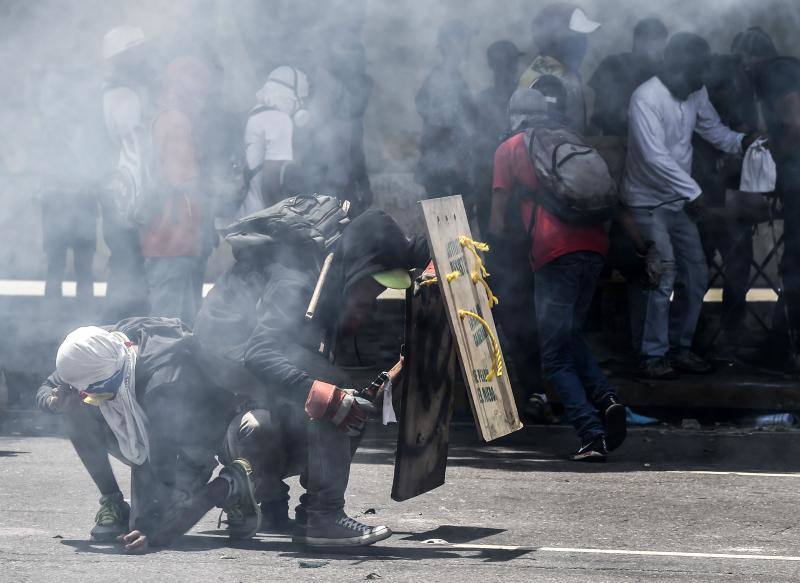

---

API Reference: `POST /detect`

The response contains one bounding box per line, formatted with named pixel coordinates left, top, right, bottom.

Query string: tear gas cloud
left=0, top=0, right=798, bottom=278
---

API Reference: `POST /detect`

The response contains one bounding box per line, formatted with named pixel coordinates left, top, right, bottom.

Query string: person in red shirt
left=140, top=56, right=211, bottom=326
left=489, top=87, right=631, bottom=461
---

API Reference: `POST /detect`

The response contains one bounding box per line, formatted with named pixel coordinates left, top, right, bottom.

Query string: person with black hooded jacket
left=36, top=316, right=264, bottom=553
left=193, top=209, right=426, bottom=547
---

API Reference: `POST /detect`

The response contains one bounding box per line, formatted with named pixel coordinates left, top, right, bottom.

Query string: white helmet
left=102, top=25, right=147, bottom=61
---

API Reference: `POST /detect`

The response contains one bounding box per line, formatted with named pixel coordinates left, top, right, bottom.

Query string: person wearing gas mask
left=623, top=33, right=763, bottom=380
left=36, top=317, right=262, bottom=553
left=518, top=3, right=601, bottom=133
left=239, top=66, right=311, bottom=217
left=194, top=210, right=425, bottom=547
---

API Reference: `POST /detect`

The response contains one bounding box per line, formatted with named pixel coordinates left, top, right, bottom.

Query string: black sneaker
left=669, top=351, right=713, bottom=374
left=570, top=437, right=608, bottom=462
left=259, top=500, right=292, bottom=534
left=638, top=357, right=680, bottom=380
left=600, top=395, right=627, bottom=452
left=297, top=511, right=392, bottom=547
left=524, top=394, right=559, bottom=424
left=90, top=493, right=130, bottom=542
left=220, top=459, right=262, bottom=540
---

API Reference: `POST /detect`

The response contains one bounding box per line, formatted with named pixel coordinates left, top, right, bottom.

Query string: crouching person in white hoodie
left=36, top=317, right=261, bottom=553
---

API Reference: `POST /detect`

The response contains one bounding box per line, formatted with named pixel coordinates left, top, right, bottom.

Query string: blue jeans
left=144, top=256, right=205, bottom=327
left=534, top=252, right=615, bottom=441
left=630, top=208, right=708, bottom=358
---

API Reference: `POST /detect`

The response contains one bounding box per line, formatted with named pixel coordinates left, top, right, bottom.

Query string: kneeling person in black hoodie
left=194, top=210, right=423, bottom=547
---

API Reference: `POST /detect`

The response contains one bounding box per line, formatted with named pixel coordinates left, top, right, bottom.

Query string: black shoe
left=259, top=500, right=292, bottom=534
left=524, top=393, right=559, bottom=424
left=638, top=357, right=680, bottom=380
left=600, top=395, right=627, bottom=452
left=669, top=351, right=713, bottom=375
left=570, top=437, right=608, bottom=462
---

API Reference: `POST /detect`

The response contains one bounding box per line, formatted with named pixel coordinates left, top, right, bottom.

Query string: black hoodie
left=194, top=210, right=427, bottom=401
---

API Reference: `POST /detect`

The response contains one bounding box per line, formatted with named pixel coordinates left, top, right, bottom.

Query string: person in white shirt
left=239, top=66, right=309, bottom=217
left=101, top=25, right=155, bottom=321
left=623, top=32, right=760, bottom=379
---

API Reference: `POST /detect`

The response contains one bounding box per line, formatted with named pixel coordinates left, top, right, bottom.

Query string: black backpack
left=524, top=125, right=618, bottom=224
left=223, top=193, right=350, bottom=261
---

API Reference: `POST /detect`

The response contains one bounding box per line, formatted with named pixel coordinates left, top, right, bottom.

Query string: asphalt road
left=2, top=423, right=800, bottom=582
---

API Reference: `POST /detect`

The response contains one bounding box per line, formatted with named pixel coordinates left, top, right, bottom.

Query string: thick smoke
left=0, top=0, right=798, bottom=278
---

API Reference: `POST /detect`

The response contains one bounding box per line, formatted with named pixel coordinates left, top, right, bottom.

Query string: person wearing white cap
left=518, top=3, right=601, bottom=133
left=37, top=317, right=263, bottom=552
left=100, top=25, right=154, bottom=322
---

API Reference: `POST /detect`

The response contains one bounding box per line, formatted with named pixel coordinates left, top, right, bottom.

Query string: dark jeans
left=700, top=219, right=754, bottom=332
left=224, top=344, right=355, bottom=524
left=144, top=256, right=205, bottom=327
left=63, top=400, right=225, bottom=536
left=103, top=222, right=149, bottom=323
left=487, top=235, right=542, bottom=404
left=534, top=252, right=615, bottom=441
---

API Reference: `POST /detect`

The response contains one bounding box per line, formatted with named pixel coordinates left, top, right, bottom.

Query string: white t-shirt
left=239, top=108, right=294, bottom=216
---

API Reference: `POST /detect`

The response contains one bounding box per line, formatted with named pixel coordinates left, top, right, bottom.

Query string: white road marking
left=538, top=546, right=800, bottom=562
left=667, top=470, right=800, bottom=478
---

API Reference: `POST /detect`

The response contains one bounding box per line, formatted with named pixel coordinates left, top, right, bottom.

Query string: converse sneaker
left=297, top=511, right=392, bottom=547
left=90, top=493, right=130, bottom=542
left=219, top=459, right=261, bottom=540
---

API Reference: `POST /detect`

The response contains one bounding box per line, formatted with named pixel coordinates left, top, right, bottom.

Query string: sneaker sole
left=604, top=403, right=627, bottom=452
left=570, top=452, right=607, bottom=463
left=300, top=526, right=392, bottom=547
left=227, top=461, right=262, bottom=540
left=90, top=526, right=127, bottom=542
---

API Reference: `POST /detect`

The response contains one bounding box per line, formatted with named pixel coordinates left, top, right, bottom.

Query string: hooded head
left=659, top=32, right=711, bottom=101
left=533, top=3, right=600, bottom=71
left=324, top=210, right=419, bottom=335
left=56, top=326, right=128, bottom=405
left=508, top=87, right=549, bottom=132
left=732, top=27, right=778, bottom=82
left=633, top=17, right=668, bottom=67
left=487, top=40, right=524, bottom=89
left=256, top=66, right=311, bottom=126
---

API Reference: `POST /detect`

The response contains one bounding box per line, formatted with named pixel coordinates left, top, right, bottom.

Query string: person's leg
left=224, top=408, right=293, bottom=528
left=103, top=222, right=149, bottom=322
left=718, top=221, right=753, bottom=333
left=632, top=208, right=677, bottom=358
left=44, top=244, right=67, bottom=298
left=73, top=238, right=95, bottom=301
left=668, top=210, right=710, bottom=355
left=62, top=404, right=131, bottom=540
left=534, top=254, right=603, bottom=444
left=144, top=256, right=200, bottom=326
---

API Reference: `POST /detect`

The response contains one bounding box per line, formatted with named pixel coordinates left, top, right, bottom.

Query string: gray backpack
left=524, top=126, right=617, bottom=224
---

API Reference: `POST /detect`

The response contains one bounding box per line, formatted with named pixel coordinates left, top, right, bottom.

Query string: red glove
left=305, top=381, right=375, bottom=436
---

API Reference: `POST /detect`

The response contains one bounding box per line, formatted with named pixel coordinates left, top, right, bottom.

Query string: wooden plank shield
left=391, top=278, right=461, bottom=501
left=420, top=196, right=522, bottom=441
